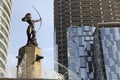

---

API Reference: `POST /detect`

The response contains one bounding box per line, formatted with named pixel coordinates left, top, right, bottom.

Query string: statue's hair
left=25, top=13, right=31, bottom=18
left=22, top=13, right=31, bottom=21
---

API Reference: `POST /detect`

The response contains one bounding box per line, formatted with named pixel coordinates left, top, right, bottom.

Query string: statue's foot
left=26, top=43, right=29, bottom=46
left=30, top=37, right=38, bottom=46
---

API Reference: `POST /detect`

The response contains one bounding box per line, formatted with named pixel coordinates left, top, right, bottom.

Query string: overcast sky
left=6, top=0, right=54, bottom=76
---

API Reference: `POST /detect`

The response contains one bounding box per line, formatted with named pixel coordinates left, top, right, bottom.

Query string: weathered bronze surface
left=22, top=13, right=41, bottom=46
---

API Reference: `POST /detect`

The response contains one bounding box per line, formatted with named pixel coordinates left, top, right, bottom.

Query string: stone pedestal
left=17, top=46, right=43, bottom=78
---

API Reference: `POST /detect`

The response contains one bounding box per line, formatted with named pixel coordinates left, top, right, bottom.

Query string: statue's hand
left=40, top=18, right=42, bottom=21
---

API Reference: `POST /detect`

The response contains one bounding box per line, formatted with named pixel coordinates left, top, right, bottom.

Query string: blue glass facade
left=67, top=26, right=95, bottom=80
left=93, top=25, right=120, bottom=80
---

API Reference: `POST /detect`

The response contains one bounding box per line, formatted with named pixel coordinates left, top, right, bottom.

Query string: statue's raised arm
left=22, top=13, right=41, bottom=46
left=33, top=19, right=41, bottom=22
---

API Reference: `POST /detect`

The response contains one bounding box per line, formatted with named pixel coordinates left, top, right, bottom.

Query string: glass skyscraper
left=0, top=0, right=12, bottom=78
left=93, top=22, right=120, bottom=80
left=54, top=0, right=120, bottom=79
left=67, top=26, right=95, bottom=80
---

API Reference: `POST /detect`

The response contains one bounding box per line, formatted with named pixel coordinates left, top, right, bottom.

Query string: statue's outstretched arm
left=33, top=19, right=41, bottom=22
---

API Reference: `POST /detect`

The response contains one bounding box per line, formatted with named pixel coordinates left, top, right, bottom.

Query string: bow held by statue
left=32, top=5, right=42, bottom=33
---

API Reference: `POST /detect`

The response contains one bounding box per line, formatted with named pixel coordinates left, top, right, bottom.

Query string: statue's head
left=25, top=13, right=31, bottom=18
left=22, top=13, right=32, bottom=21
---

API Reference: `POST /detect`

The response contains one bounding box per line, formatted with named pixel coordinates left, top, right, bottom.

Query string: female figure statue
left=22, top=13, right=41, bottom=46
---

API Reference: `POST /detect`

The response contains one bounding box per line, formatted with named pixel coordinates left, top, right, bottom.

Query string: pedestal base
left=17, top=46, right=43, bottom=78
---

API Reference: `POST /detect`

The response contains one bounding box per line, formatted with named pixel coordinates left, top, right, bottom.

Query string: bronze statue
left=22, top=13, right=41, bottom=46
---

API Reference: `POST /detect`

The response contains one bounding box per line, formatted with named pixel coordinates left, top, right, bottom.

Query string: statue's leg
left=26, top=34, right=31, bottom=45
left=32, top=29, right=36, bottom=38
left=31, top=30, right=38, bottom=46
left=26, top=26, right=32, bottom=45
